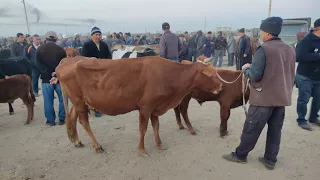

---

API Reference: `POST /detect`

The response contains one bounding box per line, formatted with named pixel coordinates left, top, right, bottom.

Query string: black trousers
left=235, top=105, right=285, bottom=163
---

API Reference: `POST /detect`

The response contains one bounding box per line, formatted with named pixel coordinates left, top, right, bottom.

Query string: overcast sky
left=0, top=0, right=318, bottom=36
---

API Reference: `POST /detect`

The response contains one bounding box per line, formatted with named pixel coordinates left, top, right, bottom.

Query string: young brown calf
left=0, top=75, right=35, bottom=125
left=174, top=69, right=250, bottom=137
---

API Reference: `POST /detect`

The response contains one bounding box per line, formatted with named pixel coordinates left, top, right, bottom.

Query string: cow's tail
left=61, top=83, right=77, bottom=143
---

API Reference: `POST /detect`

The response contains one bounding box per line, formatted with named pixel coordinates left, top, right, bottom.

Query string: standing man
left=188, top=32, right=197, bottom=62
left=222, top=17, right=295, bottom=170
left=10, top=33, right=28, bottom=57
left=227, top=33, right=235, bottom=66
left=237, top=28, right=252, bottom=70
left=24, top=34, right=41, bottom=97
left=81, top=27, right=112, bottom=117
left=213, top=31, right=227, bottom=67
left=124, top=33, right=134, bottom=45
left=178, top=34, right=189, bottom=61
left=204, top=31, right=213, bottom=58
left=72, top=34, right=83, bottom=48
left=159, top=22, right=182, bottom=62
left=36, top=31, right=67, bottom=126
left=295, top=18, right=320, bottom=130
left=196, top=30, right=205, bottom=59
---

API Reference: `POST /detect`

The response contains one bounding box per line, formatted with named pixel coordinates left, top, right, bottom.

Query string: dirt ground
left=0, top=65, right=320, bottom=180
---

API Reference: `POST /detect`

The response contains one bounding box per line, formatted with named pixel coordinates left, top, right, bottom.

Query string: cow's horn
left=204, top=57, right=213, bottom=63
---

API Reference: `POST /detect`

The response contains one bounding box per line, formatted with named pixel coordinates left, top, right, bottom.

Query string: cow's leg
left=138, top=110, right=150, bottom=157
left=150, top=115, right=166, bottom=150
left=66, top=106, right=83, bottom=148
left=78, top=105, right=104, bottom=153
left=174, top=106, right=185, bottom=129
left=8, top=103, right=14, bottom=115
left=180, top=96, right=196, bottom=135
left=220, top=105, right=231, bottom=137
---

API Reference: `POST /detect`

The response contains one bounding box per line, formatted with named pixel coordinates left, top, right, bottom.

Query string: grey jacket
left=227, top=36, right=235, bottom=53
left=160, top=31, right=182, bottom=58
left=196, top=35, right=206, bottom=53
left=10, top=42, right=28, bottom=57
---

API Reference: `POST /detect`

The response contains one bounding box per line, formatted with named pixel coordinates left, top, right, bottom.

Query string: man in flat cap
left=295, top=18, right=320, bottom=130
left=236, top=28, right=252, bottom=70
left=159, top=22, right=182, bottom=62
left=223, top=17, right=296, bottom=170
left=36, top=31, right=67, bottom=126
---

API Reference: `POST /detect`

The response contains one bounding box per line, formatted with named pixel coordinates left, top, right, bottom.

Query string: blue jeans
left=213, top=49, right=224, bottom=67
left=32, top=67, right=41, bottom=93
left=167, top=57, right=180, bottom=62
left=296, top=74, right=320, bottom=124
left=42, top=83, right=66, bottom=122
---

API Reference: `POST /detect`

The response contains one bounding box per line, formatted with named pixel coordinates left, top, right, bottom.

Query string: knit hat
left=260, top=17, right=283, bottom=36
left=314, top=18, right=320, bottom=28
left=162, top=22, right=170, bottom=30
left=238, top=28, right=245, bottom=33
left=44, top=31, right=58, bottom=40
left=217, top=31, right=222, bottom=35
left=91, top=27, right=101, bottom=36
left=208, top=31, right=212, bottom=34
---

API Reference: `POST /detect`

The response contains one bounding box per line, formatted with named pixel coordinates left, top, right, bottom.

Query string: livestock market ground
left=1, top=63, right=320, bottom=180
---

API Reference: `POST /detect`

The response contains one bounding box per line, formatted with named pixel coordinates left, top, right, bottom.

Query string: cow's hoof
left=220, top=131, right=229, bottom=138
left=9, top=112, right=14, bottom=115
left=75, top=142, right=84, bottom=148
left=190, top=131, right=197, bottom=135
left=138, top=151, right=149, bottom=157
left=157, top=144, right=167, bottom=151
left=95, top=146, right=105, bottom=153
left=24, top=121, right=30, bottom=125
left=179, top=126, right=185, bottom=130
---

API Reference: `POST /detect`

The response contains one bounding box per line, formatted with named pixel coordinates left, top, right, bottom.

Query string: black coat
left=81, top=40, right=112, bottom=59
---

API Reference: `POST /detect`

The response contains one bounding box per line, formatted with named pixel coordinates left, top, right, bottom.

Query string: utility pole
left=21, top=0, right=30, bottom=34
left=268, top=0, right=272, bottom=17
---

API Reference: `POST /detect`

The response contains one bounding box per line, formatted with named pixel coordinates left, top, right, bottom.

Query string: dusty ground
left=0, top=64, right=320, bottom=180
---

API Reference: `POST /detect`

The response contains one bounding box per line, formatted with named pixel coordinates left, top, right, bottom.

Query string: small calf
left=0, top=75, right=35, bottom=125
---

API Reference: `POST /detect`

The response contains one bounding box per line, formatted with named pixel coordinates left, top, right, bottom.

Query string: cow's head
left=181, top=60, right=223, bottom=94
left=65, top=47, right=80, bottom=57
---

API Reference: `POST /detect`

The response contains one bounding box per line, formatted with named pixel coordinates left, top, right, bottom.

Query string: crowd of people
left=0, top=16, right=320, bottom=170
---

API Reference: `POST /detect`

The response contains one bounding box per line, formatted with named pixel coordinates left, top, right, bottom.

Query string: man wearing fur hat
left=223, top=17, right=296, bottom=170
left=236, top=28, right=252, bottom=70
left=81, top=27, right=112, bottom=117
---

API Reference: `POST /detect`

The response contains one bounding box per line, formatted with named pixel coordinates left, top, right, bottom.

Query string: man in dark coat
left=196, top=30, right=205, bottom=59
left=159, top=22, right=182, bottom=62
left=236, top=28, right=252, bottom=70
left=188, top=32, right=197, bottom=62
left=10, top=33, right=28, bottom=57
left=82, top=27, right=112, bottom=59
left=204, top=31, right=213, bottom=58
left=213, top=31, right=227, bottom=67
left=36, top=31, right=67, bottom=126
left=178, top=34, right=188, bottom=61
left=81, top=27, right=112, bottom=117
left=223, top=17, right=296, bottom=170
left=24, top=34, right=41, bottom=96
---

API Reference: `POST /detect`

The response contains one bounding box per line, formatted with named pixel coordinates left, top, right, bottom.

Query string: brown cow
left=174, top=69, right=250, bottom=137
left=64, top=47, right=80, bottom=57
left=56, top=56, right=223, bottom=155
left=0, top=75, right=35, bottom=125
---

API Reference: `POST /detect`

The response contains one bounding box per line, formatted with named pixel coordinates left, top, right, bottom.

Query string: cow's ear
left=201, top=66, right=216, bottom=77
left=181, top=60, right=192, bottom=64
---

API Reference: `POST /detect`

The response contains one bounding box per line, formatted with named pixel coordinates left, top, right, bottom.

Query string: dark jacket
left=245, top=37, right=295, bottom=106
left=0, top=67, right=5, bottom=78
left=179, top=40, right=189, bottom=60
left=160, top=31, right=182, bottom=59
left=237, top=35, right=252, bottom=68
left=10, top=42, right=28, bottom=57
left=296, top=30, right=320, bottom=81
left=188, top=35, right=197, bottom=49
left=214, top=36, right=227, bottom=50
left=81, top=40, right=112, bottom=59
left=196, top=35, right=206, bottom=54
left=36, top=41, right=67, bottom=83
left=23, top=43, right=39, bottom=67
